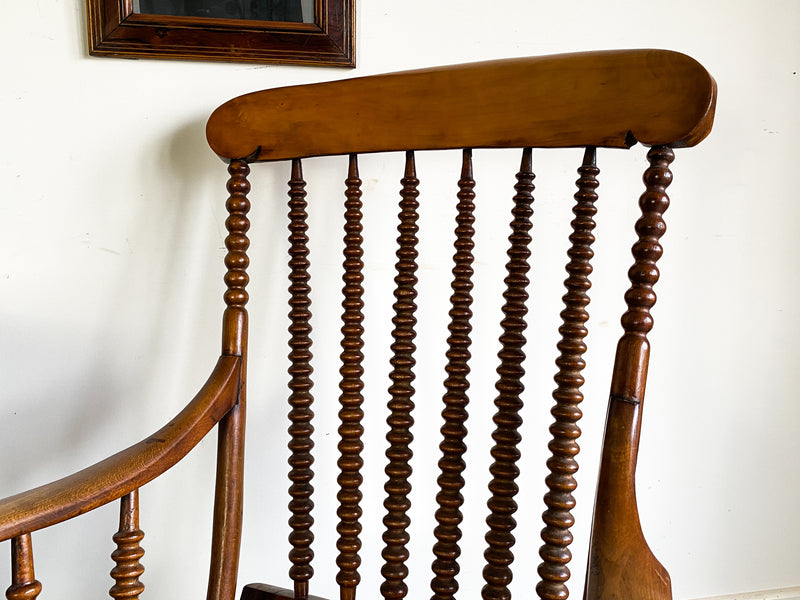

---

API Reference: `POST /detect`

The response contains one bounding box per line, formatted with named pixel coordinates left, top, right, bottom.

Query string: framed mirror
left=87, top=0, right=355, bottom=67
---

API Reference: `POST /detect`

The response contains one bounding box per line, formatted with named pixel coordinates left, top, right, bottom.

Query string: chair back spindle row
left=267, top=143, right=692, bottom=600
left=278, top=146, right=605, bottom=600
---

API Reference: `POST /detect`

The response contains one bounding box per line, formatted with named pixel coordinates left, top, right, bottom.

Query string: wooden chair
left=0, top=49, right=716, bottom=600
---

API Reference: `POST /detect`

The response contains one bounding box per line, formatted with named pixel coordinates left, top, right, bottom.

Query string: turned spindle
left=482, top=148, right=536, bottom=600
left=536, top=147, right=599, bottom=600
left=287, top=158, right=316, bottom=599
left=381, top=151, right=420, bottom=600
left=337, top=154, right=365, bottom=600
left=430, top=148, right=476, bottom=600
left=221, top=157, right=252, bottom=357
left=207, top=157, right=251, bottom=600
left=110, top=490, right=145, bottom=600
left=6, top=533, right=42, bottom=600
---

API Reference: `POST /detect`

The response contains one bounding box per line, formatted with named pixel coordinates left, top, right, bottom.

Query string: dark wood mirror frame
left=87, top=0, right=355, bottom=67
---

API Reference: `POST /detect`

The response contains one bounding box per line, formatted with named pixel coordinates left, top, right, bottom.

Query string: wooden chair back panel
left=234, top=153, right=669, bottom=600
left=203, top=49, right=715, bottom=600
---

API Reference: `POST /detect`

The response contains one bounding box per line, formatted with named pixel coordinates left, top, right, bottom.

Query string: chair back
left=205, top=49, right=716, bottom=600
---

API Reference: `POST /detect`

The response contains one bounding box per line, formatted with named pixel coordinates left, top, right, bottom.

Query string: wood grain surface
left=207, top=49, right=716, bottom=161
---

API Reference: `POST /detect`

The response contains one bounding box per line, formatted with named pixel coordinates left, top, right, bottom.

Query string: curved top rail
left=0, top=355, right=241, bottom=542
left=206, top=49, right=716, bottom=162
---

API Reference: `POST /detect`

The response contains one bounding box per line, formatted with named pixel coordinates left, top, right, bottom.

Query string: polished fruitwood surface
left=0, top=355, right=241, bottom=542
left=482, top=148, right=536, bottom=600
left=207, top=49, right=716, bottom=162
left=336, top=155, right=366, bottom=600
left=537, top=147, right=600, bottom=600
left=208, top=159, right=252, bottom=600
left=430, top=149, right=476, bottom=600
left=287, top=158, right=316, bottom=600
left=381, top=151, right=420, bottom=600
left=6, top=534, right=41, bottom=600
left=583, top=146, right=676, bottom=600
left=109, top=491, right=145, bottom=600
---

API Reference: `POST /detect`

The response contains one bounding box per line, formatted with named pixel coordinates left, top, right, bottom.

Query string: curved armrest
left=0, top=355, right=242, bottom=541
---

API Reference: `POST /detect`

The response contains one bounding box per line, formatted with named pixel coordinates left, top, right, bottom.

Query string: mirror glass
left=132, top=0, right=314, bottom=23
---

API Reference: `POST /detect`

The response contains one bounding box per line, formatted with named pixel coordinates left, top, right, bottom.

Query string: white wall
left=1, top=1, right=798, bottom=599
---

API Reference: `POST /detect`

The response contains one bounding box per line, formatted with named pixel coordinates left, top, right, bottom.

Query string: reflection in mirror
left=132, top=0, right=314, bottom=23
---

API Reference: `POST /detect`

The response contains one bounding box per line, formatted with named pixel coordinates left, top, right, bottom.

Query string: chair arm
left=0, top=355, right=242, bottom=542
